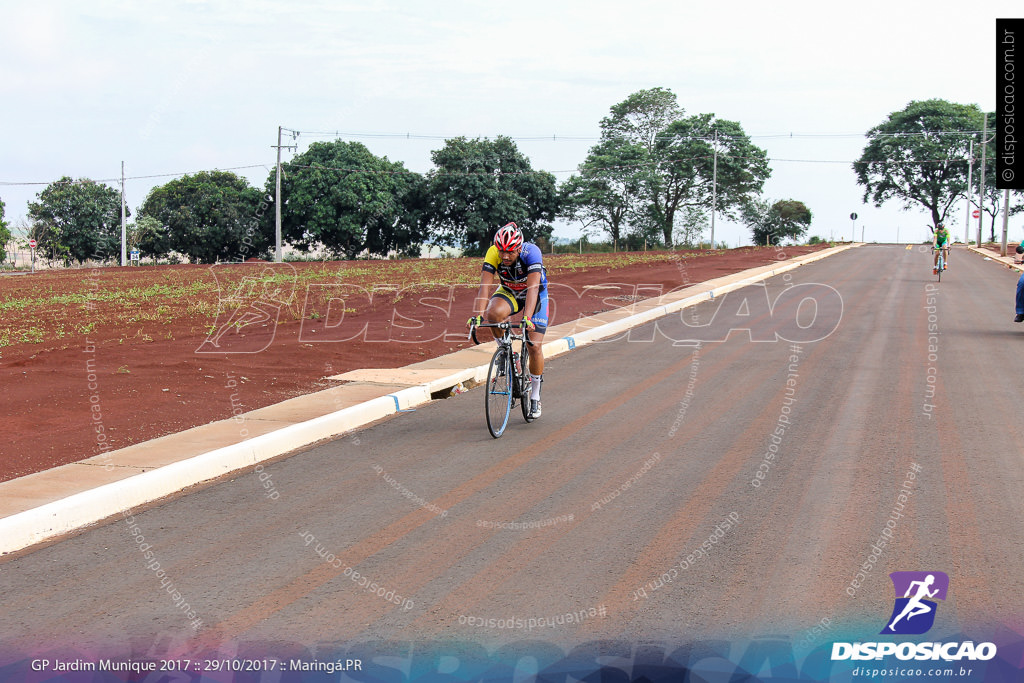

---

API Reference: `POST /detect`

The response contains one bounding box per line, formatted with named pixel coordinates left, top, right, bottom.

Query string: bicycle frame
left=470, top=320, right=534, bottom=437
left=934, top=247, right=946, bottom=282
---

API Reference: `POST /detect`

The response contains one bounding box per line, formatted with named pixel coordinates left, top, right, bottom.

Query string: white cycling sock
left=531, top=375, right=542, bottom=401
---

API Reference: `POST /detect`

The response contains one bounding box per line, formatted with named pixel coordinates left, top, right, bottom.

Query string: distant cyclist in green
left=932, top=222, right=950, bottom=274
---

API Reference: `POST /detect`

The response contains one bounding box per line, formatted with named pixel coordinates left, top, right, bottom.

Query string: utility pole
left=273, top=126, right=298, bottom=262
left=977, top=114, right=990, bottom=247
left=709, top=131, right=719, bottom=249
left=1001, top=188, right=1011, bottom=257
left=964, top=139, right=973, bottom=244
left=120, top=161, right=127, bottom=266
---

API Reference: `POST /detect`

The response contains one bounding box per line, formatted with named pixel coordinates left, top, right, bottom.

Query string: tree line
left=12, top=93, right=1012, bottom=267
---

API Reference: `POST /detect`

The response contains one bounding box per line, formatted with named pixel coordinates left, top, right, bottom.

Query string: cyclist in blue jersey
left=467, top=222, right=549, bottom=419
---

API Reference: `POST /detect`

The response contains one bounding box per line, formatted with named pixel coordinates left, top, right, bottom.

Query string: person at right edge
left=1014, top=243, right=1024, bottom=323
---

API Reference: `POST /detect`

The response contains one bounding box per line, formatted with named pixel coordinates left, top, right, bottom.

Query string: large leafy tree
left=0, top=198, right=10, bottom=264
left=139, top=171, right=267, bottom=264
left=424, top=136, right=558, bottom=255
left=27, top=177, right=125, bottom=265
left=598, top=88, right=770, bottom=246
left=645, top=114, right=770, bottom=245
left=274, top=141, right=425, bottom=259
left=559, top=137, right=648, bottom=246
left=853, top=99, right=983, bottom=227
left=743, top=198, right=813, bottom=246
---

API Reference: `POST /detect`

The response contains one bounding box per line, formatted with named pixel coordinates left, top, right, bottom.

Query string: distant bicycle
left=930, top=223, right=949, bottom=282
left=469, top=320, right=535, bottom=438
left=934, top=247, right=946, bottom=282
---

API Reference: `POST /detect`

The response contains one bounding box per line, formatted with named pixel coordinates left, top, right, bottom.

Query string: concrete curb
left=967, top=244, right=1024, bottom=272
left=1, top=385, right=431, bottom=552
left=0, top=244, right=855, bottom=555
left=554, top=244, right=851, bottom=351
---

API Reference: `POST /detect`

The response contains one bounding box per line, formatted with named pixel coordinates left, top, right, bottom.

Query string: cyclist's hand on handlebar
left=521, top=316, right=535, bottom=331
left=467, top=315, right=483, bottom=329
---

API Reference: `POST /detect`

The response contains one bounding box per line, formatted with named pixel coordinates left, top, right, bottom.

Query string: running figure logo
left=881, top=571, right=949, bottom=635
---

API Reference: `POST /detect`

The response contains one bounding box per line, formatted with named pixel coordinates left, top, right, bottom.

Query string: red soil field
left=0, top=245, right=827, bottom=482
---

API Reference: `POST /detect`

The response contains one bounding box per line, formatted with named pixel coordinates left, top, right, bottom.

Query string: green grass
left=0, top=281, right=215, bottom=311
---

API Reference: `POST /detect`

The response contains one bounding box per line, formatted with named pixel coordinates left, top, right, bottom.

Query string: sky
left=0, top=0, right=1018, bottom=248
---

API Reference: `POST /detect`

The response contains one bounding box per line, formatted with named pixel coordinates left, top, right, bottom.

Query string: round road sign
left=850, top=213, right=858, bottom=221
left=972, top=209, right=981, bottom=218
left=28, top=239, right=37, bottom=249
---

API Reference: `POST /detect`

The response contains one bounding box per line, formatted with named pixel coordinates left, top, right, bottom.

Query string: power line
left=0, top=165, right=269, bottom=188
left=287, top=128, right=986, bottom=143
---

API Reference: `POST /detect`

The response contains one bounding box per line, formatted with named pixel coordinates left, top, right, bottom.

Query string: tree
left=27, top=177, right=125, bottom=265
left=0, top=198, right=10, bottom=265
left=424, top=136, right=558, bottom=255
left=272, top=141, right=424, bottom=259
left=559, top=138, right=647, bottom=247
left=770, top=199, right=813, bottom=243
left=742, top=198, right=773, bottom=246
left=140, top=171, right=268, bottom=264
left=600, top=87, right=682, bottom=153
left=853, top=99, right=983, bottom=227
left=674, top=205, right=709, bottom=248
left=743, top=198, right=812, bottom=246
left=128, top=215, right=164, bottom=257
left=647, top=114, right=770, bottom=245
left=597, top=88, right=770, bottom=246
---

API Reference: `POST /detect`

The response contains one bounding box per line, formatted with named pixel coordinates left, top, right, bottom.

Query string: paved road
left=2, top=245, right=1023, bottom=677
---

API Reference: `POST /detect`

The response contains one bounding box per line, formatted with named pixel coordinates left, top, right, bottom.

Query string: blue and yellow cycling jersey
left=482, top=243, right=547, bottom=296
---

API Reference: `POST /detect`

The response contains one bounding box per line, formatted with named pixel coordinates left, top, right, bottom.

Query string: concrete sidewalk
left=0, top=245, right=855, bottom=555
left=967, top=244, right=1024, bottom=272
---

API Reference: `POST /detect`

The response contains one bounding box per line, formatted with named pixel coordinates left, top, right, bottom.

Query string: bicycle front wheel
left=485, top=347, right=513, bottom=438
left=520, top=342, right=534, bottom=422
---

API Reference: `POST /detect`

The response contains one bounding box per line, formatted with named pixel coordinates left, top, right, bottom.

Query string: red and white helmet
left=494, top=222, right=524, bottom=251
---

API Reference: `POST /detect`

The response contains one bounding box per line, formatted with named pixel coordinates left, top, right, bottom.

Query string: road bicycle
left=469, top=320, right=535, bottom=438
left=928, top=225, right=948, bottom=282
left=934, top=247, right=947, bottom=282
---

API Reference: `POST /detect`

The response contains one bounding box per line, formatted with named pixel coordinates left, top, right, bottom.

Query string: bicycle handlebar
left=468, top=319, right=529, bottom=345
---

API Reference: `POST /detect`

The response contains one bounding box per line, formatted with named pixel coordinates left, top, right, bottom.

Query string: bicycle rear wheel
left=485, top=346, right=513, bottom=438
left=520, top=342, right=534, bottom=422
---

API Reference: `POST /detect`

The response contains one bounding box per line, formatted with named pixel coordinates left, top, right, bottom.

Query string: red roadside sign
left=972, top=209, right=980, bottom=218
left=28, top=239, right=37, bottom=249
